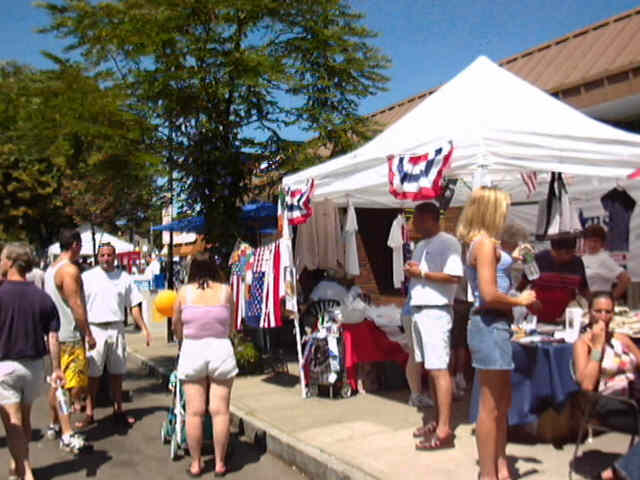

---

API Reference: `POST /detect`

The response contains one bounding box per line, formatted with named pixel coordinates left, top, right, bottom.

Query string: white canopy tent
left=282, top=56, right=640, bottom=208
left=47, top=223, right=135, bottom=258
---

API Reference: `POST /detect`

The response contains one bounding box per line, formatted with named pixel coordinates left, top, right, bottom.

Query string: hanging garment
left=295, top=199, right=344, bottom=274
left=278, top=193, right=298, bottom=315
left=285, top=178, right=315, bottom=225
left=344, top=200, right=360, bottom=277
left=535, top=172, right=581, bottom=239
left=388, top=140, right=453, bottom=201
left=387, top=214, right=406, bottom=289
left=228, top=241, right=254, bottom=330
left=245, top=242, right=283, bottom=329
left=601, top=188, right=636, bottom=252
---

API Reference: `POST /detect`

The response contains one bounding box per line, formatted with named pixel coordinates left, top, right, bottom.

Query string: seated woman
left=573, top=291, right=640, bottom=434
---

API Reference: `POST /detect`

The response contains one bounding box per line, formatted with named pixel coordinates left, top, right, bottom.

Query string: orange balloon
left=154, top=290, right=177, bottom=317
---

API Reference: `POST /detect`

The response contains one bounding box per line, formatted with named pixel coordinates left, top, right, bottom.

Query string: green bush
left=231, top=332, right=262, bottom=374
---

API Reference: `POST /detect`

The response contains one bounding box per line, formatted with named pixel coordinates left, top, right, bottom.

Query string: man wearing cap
left=404, top=202, right=462, bottom=450
left=582, top=224, right=630, bottom=301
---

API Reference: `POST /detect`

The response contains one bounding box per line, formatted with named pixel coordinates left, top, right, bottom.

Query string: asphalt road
left=0, top=359, right=305, bottom=480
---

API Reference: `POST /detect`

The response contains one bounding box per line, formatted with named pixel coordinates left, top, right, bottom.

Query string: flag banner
left=388, top=141, right=453, bottom=201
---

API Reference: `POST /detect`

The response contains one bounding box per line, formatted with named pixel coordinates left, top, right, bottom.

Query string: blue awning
left=151, top=216, right=206, bottom=233
left=152, top=203, right=277, bottom=233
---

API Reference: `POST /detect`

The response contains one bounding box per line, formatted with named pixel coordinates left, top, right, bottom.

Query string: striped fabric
left=387, top=140, right=453, bottom=201
left=285, top=178, right=315, bottom=226
left=520, top=171, right=538, bottom=197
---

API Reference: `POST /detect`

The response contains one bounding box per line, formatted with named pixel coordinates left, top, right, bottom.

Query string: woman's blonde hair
left=456, top=187, right=511, bottom=244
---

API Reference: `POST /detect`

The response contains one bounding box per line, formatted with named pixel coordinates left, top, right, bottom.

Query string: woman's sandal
left=415, top=433, right=455, bottom=451
left=412, top=421, right=437, bottom=438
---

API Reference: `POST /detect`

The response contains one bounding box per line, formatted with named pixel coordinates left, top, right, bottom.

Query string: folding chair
left=569, top=362, right=640, bottom=479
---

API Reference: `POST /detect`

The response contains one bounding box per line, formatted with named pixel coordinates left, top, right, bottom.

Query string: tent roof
left=282, top=56, right=640, bottom=208
left=47, top=224, right=135, bottom=257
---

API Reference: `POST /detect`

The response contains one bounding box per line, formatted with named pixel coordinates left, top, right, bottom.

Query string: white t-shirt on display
left=409, top=232, right=463, bottom=307
left=582, top=250, right=624, bottom=292
left=387, top=214, right=405, bottom=289
left=83, top=266, right=143, bottom=324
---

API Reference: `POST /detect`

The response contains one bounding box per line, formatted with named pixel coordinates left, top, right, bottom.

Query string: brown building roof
left=368, top=6, right=640, bottom=127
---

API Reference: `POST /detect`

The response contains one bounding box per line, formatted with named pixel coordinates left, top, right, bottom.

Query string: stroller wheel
left=170, top=435, right=178, bottom=460
left=340, top=383, right=353, bottom=398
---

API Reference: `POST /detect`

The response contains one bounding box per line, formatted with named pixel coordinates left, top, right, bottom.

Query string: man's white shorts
left=0, top=358, right=45, bottom=405
left=411, top=306, right=452, bottom=370
left=88, top=322, right=127, bottom=377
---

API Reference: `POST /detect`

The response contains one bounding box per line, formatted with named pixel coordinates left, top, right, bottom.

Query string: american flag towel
left=387, top=141, right=453, bottom=201
left=245, top=242, right=283, bottom=329
left=285, top=178, right=315, bottom=225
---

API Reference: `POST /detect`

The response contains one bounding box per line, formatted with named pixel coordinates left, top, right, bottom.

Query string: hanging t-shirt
left=387, top=214, right=405, bottom=289
left=344, top=200, right=360, bottom=277
left=582, top=250, right=624, bottom=292
left=601, top=188, right=636, bottom=252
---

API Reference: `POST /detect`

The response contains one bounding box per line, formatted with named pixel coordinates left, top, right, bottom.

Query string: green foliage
left=231, top=331, right=262, bottom=374
left=0, top=59, right=162, bottom=248
left=38, top=0, right=390, bottom=248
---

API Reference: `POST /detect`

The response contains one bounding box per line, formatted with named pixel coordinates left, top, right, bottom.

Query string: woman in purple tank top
left=173, top=252, right=238, bottom=478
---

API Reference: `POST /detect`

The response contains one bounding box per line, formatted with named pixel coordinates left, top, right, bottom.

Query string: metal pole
left=166, top=148, right=175, bottom=343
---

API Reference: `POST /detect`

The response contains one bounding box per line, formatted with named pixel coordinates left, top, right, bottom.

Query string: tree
left=0, top=60, right=161, bottom=249
left=38, top=0, right=390, bottom=246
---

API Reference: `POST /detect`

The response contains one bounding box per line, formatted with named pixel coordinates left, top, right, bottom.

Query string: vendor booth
left=280, top=56, right=640, bottom=404
left=47, top=224, right=135, bottom=259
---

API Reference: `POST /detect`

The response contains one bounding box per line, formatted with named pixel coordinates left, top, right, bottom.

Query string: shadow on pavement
left=261, top=372, right=300, bottom=388
left=570, top=449, right=620, bottom=479
left=32, top=448, right=112, bottom=479
left=81, top=406, right=167, bottom=442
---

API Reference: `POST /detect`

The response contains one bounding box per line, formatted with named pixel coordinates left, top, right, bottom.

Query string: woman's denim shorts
left=467, top=313, right=514, bottom=370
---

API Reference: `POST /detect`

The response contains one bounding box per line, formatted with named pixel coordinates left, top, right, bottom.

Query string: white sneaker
left=60, top=432, right=91, bottom=454
left=46, top=423, right=61, bottom=440
left=408, top=392, right=434, bottom=408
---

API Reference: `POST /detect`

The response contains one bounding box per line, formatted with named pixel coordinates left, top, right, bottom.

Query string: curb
left=128, top=349, right=378, bottom=480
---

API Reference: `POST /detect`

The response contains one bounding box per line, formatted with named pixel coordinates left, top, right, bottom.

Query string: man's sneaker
left=46, top=423, right=61, bottom=440
left=60, top=432, right=91, bottom=454
left=408, top=392, right=435, bottom=408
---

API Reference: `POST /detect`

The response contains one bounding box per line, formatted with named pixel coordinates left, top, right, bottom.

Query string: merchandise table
left=342, top=320, right=408, bottom=390
left=469, top=342, right=579, bottom=425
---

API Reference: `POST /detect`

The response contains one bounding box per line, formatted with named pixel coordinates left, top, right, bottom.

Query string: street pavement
left=0, top=358, right=305, bottom=480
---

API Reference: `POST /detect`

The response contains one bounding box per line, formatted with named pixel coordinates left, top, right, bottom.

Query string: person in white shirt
left=404, top=202, right=463, bottom=451
left=582, top=224, right=630, bottom=301
left=81, top=243, right=151, bottom=427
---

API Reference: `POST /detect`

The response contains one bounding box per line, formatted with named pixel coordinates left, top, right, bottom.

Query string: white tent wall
left=282, top=56, right=640, bottom=210
left=507, top=175, right=640, bottom=281
left=47, top=224, right=135, bottom=258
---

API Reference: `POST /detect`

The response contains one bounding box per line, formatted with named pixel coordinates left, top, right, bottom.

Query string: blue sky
left=2, top=1, right=638, bottom=119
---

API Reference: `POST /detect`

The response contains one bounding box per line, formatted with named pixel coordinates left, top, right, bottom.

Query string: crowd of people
left=403, top=187, right=640, bottom=480
left=0, top=229, right=152, bottom=480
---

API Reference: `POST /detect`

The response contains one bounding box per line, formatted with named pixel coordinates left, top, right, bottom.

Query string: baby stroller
left=302, top=302, right=353, bottom=399
left=161, top=370, right=214, bottom=460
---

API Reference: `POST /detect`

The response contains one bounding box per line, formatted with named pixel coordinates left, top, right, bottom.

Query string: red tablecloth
left=342, top=320, right=408, bottom=389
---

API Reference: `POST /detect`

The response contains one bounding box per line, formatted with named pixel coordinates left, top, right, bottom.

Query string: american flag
left=388, top=140, right=453, bottom=201
left=520, top=171, right=538, bottom=197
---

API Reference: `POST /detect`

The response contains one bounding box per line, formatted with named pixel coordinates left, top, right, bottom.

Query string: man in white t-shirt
left=582, top=224, right=631, bottom=300
left=404, top=202, right=462, bottom=450
left=82, top=243, right=151, bottom=427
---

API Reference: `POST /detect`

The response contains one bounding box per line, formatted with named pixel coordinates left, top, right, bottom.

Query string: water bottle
left=49, top=377, right=71, bottom=415
left=522, top=248, right=540, bottom=281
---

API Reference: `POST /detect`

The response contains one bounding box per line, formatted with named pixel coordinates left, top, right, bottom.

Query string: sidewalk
left=126, top=319, right=629, bottom=480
